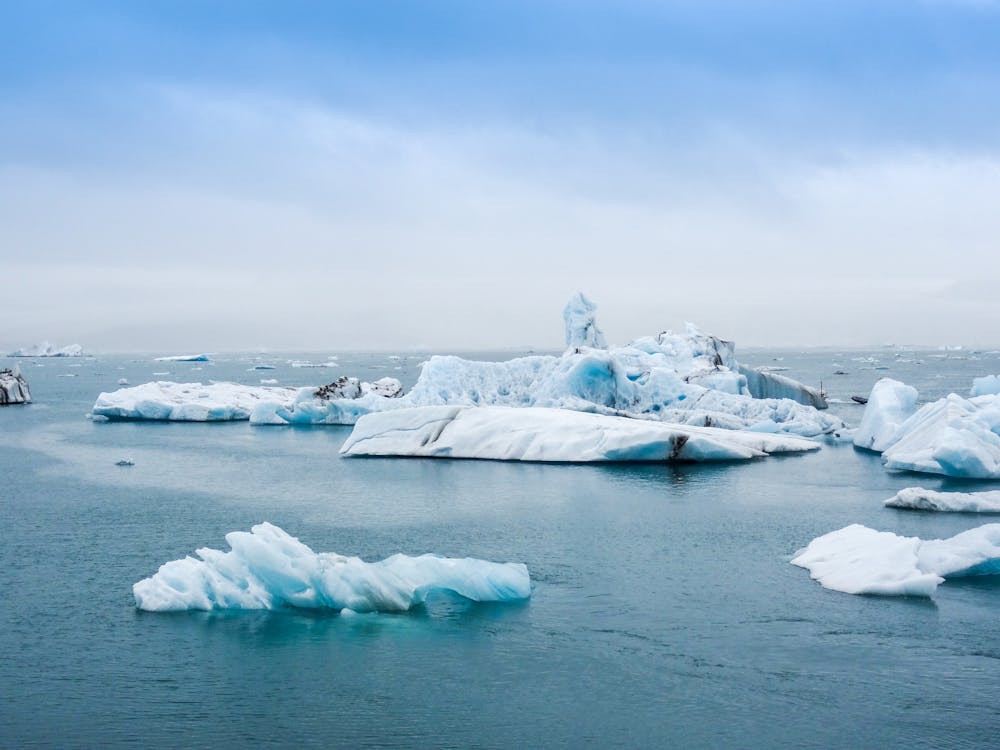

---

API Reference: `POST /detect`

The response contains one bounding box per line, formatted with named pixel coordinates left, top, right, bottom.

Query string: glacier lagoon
left=2, top=349, right=1000, bottom=748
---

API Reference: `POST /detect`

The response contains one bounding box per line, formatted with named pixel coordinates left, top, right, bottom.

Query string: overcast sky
left=3, top=0, right=1000, bottom=352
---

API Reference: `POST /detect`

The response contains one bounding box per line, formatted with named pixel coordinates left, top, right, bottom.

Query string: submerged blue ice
left=133, top=523, right=531, bottom=612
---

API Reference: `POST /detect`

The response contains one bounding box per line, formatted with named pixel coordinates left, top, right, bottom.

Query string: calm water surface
left=2, top=349, right=999, bottom=748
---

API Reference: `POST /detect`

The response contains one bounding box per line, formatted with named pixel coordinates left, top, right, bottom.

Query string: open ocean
left=2, top=348, right=999, bottom=749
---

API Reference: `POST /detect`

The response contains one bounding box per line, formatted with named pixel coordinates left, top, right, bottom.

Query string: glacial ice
left=853, top=378, right=919, bottom=452
left=92, top=381, right=298, bottom=421
left=563, top=291, right=607, bottom=349
left=92, top=294, right=840, bottom=437
left=7, top=342, right=83, bottom=357
left=133, top=522, right=531, bottom=612
left=971, top=375, right=1000, bottom=397
left=339, top=405, right=819, bottom=462
left=154, top=354, right=210, bottom=362
left=791, top=523, right=1000, bottom=596
left=0, top=367, right=31, bottom=405
left=885, top=487, right=1000, bottom=513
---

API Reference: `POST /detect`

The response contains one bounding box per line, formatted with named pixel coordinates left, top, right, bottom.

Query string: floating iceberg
left=154, top=353, right=210, bottom=362
left=853, top=378, right=919, bottom=452
left=738, top=365, right=828, bottom=409
left=791, top=523, right=1000, bottom=596
left=133, top=522, right=531, bottom=612
left=249, top=377, right=404, bottom=425
left=92, top=381, right=298, bottom=421
left=885, top=487, right=1000, bottom=513
left=0, top=367, right=31, bottom=405
left=339, top=405, right=819, bottom=462
left=563, top=291, right=607, bottom=349
left=7, top=342, right=83, bottom=357
left=971, top=375, right=1000, bottom=397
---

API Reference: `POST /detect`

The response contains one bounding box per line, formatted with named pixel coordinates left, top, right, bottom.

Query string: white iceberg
left=563, top=291, right=607, bottom=349
left=7, top=342, right=83, bottom=357
left=133, top=522, right=531, bottom=612
left=154, top=353, right=210, bottom=362
left=792, top=523, right=1000, bottom=596
left=249, top=377, right=404, bottom=425
left=853, top=378, right=919, bottom=452
left=971, top=374, right=1000, bottom=397
left=885, top=487, right=1000, bottom=513
left=339, top=405, right=819, bottom=462
left=92, top=381, right=298, bottom=421
left=739, top=365, right=828, bottom=409
left=881, top=394, right=1000, bottom=479
left=0, top=366, right=31, bottom=405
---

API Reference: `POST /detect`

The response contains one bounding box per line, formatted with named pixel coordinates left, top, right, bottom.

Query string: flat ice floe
left=154, top=353, right=211, bottom=362
left=133, top=522, right=531, bottom=612
left=792, top=523, right=1000, bottom=596
left=339, top=405, right=819, bottom=462
left=885, top=487, right=1000, bottom=513
left=92, top=381, right=298, bottom=421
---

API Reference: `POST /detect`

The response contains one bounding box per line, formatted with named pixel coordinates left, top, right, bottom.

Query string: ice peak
left=563, top=292, right=607, bottom=350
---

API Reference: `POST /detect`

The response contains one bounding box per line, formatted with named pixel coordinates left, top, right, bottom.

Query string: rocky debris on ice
left=792, top=523, right=1000, bottom=596
left=0, top=366, right=31, bottom=405
left=133, top=522, right=531, bottom=612
left=339, top=405, right=819, bottom=463
left=885, top=487, right=1000, bottom=513
left=7, top=342, right=83, bottom=357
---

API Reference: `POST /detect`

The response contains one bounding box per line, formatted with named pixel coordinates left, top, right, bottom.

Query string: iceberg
left=738, top=365, right=828, bottom=409
left=0, top=366, right=31, bottom=405
left=92, top=381, right=298, bottom=421
left=339, top=405, right=819, bottom=462
left=971, top=374, right=1000, bottom=397
left=885, top=487, right=1000, bottom=513
left=249, top=377, right=405, bottom=425
left=791, top=523, right=1000, bottom=596
left=853, top=378, right=919, bottom=452
left=133, top=522, right=531, bottom=612
left=154, top=354, right=210, bottom=362
left=563, top=291, right=607, bottom=349
left=7, top=342, right=83, bottom=357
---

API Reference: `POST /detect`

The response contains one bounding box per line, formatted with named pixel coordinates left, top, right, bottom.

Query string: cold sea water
left=2, top=349, right=999, bottom=749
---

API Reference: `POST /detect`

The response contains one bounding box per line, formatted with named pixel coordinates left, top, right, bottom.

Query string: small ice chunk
left=885, top=487, right=1000, bottom=513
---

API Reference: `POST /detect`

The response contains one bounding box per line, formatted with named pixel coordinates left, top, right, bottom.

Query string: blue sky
left=3, top=1, right=1000, bottom=350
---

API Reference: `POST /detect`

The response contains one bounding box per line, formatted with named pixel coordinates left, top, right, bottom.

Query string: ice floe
left=7, top=342, right=83, bottom=357
left=792, top=523, right=1000, bottom=596
left=853, top=378, right=919, bottom=452
left=133, top=522, right=531, bottom=612
left=154, top=354, right=210, bottom=362
left=339, top=405, right=819, bottom=462
left=92, top=381, right=298, bottom=421
left=885, top=487, right=1000, bottom=513
left=0, top=366, right=31, bottom=405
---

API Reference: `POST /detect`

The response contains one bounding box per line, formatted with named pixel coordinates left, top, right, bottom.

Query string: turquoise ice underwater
left=3, top=345, right=1000, bottom=748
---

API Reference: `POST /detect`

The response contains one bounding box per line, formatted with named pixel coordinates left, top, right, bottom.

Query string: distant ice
left=133, top=522, right=531, bottom=612
left=792, top=523, right=1000, bottom=596
left=339, top=405, right=819, bottom=462
left=92, top=381, right=298, bottom=421
left=0, top=366, right=31, bottom=405
left=886, top=487, right=1000, bottom=513
left=154, top=354, right=210, bottom=362
left=7, top=342, right=83, bottom=357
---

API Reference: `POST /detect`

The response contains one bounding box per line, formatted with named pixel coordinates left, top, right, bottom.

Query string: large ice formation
left=154, top=353, right=211, bottom=362
left=92, top=381, right=298, bottom=421
left=885, top=487, right=1000, bottom=513
left=93, top=294, right=840, bottom=437
left=792, top=523, right=1000, bottom=596
left=250, top=377, right=405, bottom=425
left=0, top=367, right=31, bottom=405
left=853, top=378, right=919, bottom=452
left=133, top=522, right=531, bottom=612
left=7, top=342, right=83, bottom=357
left=339, top=405, right=819, bottom=462
left=738, top=365, right=828, bottom=409
left=563, top=291, right=607, bottom=349
left=93, top=377, right=404, bottom=422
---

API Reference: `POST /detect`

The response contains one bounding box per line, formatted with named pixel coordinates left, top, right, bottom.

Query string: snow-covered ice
left=133, top=522, right=531, bottom=612
left=885, top=487, right=1000, bottom=513
left=853, top=378, right=919, bottom=452
left=0, top=367, right=31, bottom=405
left=971, top=375, right=1000, bottom=397
left=249, top=377, right=404, bottom=425
left=154, top=354, right=210, bottom=362
left=792, top=523, right=1000, bottom=596
left=7, top=342, right=83, bottom=357
left=340, top=405, right=819, bottom=462
left=92, top=381, right=298, bottom=421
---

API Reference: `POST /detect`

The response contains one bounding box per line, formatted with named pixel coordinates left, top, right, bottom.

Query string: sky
left=2, top=0, right=1000, bottom=352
